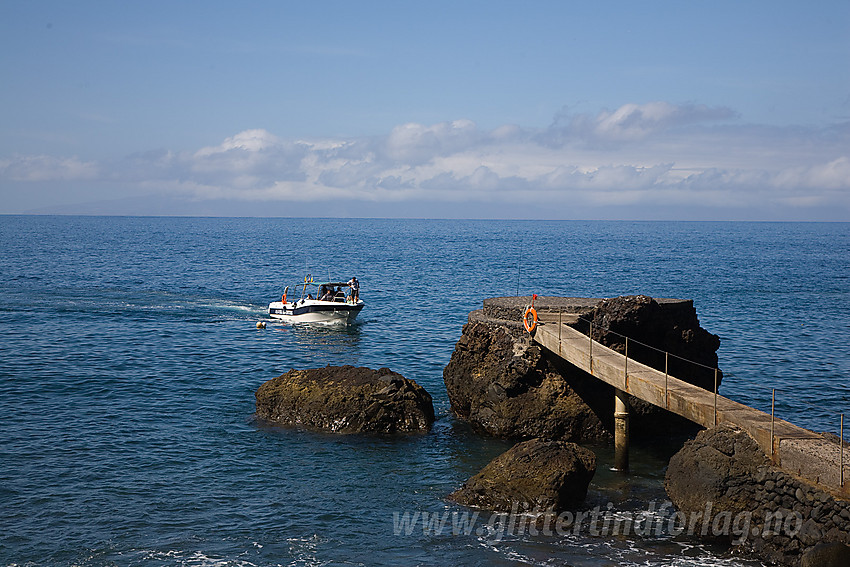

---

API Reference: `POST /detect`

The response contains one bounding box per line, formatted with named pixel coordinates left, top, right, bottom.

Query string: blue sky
left=1, top=1, right=848, bottom=219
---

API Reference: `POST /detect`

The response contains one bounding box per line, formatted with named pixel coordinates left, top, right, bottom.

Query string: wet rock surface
left=443, top=295, right=719, bottom=441
left=448, top=438, right=596, bottom=512
left=665, top=424, right=850, bottom=566
left=255, top=365, right=434, bottom=434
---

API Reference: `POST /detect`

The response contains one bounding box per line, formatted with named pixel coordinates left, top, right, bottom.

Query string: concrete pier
left=531, top=316, right=849, bottom=497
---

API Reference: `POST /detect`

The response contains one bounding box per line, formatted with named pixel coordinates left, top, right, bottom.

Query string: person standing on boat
left=347, top=277, right=359, bottom=302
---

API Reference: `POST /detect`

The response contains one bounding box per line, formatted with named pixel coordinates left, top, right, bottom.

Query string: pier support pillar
left=614, top=388, right=630, bottom=473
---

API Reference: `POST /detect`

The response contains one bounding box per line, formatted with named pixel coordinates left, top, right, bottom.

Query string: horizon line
left=2, top=213, right=847, bottom=224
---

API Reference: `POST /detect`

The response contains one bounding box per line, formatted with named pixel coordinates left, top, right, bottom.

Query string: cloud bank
left=3, top=102, right=848, bottom=219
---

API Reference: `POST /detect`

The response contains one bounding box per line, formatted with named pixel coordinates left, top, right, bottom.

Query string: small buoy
left=256, top=321, right=266, bottom=329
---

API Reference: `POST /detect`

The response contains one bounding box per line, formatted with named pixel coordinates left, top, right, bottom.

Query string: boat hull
left=268, top=299, right=364, bottom=324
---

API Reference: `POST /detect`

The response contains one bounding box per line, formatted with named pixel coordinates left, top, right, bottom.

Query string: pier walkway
left=531, top=314, right=848, bottom=497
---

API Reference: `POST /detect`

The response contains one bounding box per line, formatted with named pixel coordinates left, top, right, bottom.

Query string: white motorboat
left=268, top=275, right=364, bottom=324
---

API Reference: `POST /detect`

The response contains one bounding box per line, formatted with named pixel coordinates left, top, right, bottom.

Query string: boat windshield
left=291, top=277, right=357, bottom=303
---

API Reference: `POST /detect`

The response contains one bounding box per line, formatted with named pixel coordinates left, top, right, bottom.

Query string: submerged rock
left=448, top=438, right=596, bottom=512
left=255, top=365, right=434, bottom=434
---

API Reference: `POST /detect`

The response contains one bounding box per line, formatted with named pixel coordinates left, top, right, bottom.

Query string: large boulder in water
left=448, top=438, right=596, bottom=512
left=255, top=365, right=434, bottom=434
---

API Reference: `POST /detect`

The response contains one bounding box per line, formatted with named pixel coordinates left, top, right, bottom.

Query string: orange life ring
left=523, top=307, right=538, bottom=333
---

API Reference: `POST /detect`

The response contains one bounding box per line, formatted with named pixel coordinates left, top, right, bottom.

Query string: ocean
left=1, top=216, right=848, bottom=566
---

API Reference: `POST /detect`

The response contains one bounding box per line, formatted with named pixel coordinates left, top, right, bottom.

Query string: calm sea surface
left=1, top=216, right=848, bottom=566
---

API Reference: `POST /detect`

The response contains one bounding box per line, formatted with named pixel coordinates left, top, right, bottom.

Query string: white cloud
left=591, top=102, right=736, bottom=141
left=0, top=154, right=98, bottom=181
left=773, top=157, right=850, bottom=190
left=194, top=129, right=282, bottom=156
left=384, top=119, right=483, bottom=164
left=543, top=101, right=738, bottom=146
left=2, top=103, right=848, bottom=219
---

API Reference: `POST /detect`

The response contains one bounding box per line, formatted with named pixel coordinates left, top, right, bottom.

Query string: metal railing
left=540, top=307, right=848, bottom=491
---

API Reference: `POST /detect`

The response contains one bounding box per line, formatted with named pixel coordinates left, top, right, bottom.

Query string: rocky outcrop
left=665, top=424, right=850, bottom=566
left=586, top=295, right=721, bottom=391
left=448, top=438, right=596, bottom=512
left=443, top=295, right=720, bottom=441
left=255, top=366, right=434, bottom=434
left=443, top=321, right=609, bottom=441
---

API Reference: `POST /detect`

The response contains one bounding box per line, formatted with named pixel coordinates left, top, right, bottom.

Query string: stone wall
left=666, top=425, right=850, bottom=566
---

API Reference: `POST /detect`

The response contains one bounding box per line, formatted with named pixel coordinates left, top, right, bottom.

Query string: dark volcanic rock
left=443, top=295, right=719, bottom=441
left=801, top=542, right=850, bottom=567
left=255, top=366, right=434, bottom=434
left=448, top=438, right=596, bottom=512
left=665, top=425, right=850, bottom=566
left=586, top=295, right=722, bottom=391
left=443, top=321, right=608, bottom=441
left=665, top=425, right=768, bottom=527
